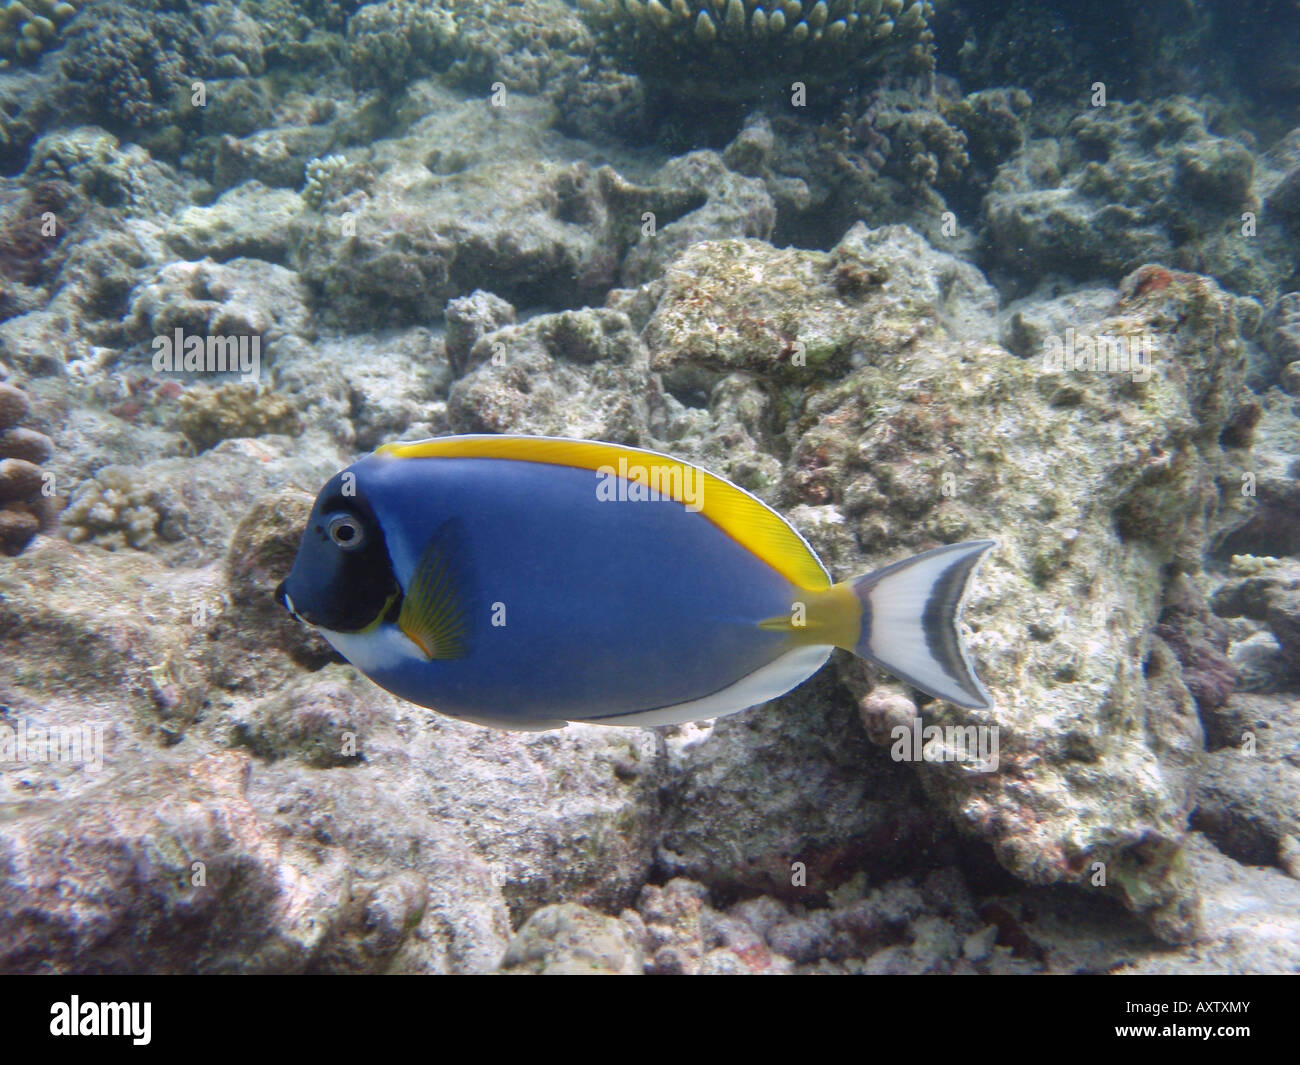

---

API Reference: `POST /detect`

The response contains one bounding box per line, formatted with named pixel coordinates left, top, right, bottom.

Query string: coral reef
left=1194, top=690, right=1300, bottom=870
left=56, top=438, right=337, bottom=567
left=345, top=0, right=456, bottom=92
left=505, top=831, right=1300, bottom=974
left=165, top=181, right=304, bottom=263
left=1212, top=556, right=1300, bottom=683
left=289, top=82, right=774, bottom=327
left=1, top=0, right=1298, bottom=975
left=501, top=902, right=645, bottom=975
left=339, top=0, right=595, bottom=97
left=2, top=208, right=1297, bottom=969
left=715, top=85, right=1028, bottom=252
left=211, top=119, right=341, bottom=192
left=444, top=288, right=516, bottom=375
left=301, top=153, right=347, bottom=208
left=981, top=97, right=1292, bottom=301
left=446, top=305, right=649, bottom=442
left=581, top=0, right=935, bottom=99
left=176, top=383, right=303, bottom=452
left=1261, top=291, right=1300, bottom=389
left=656, top=670, right=942, bottom=902
left=0, top=66, right=57, bottom=173
left=940, top=0, right=1300, bottom=132
left=218, top=486, right=337, bottom=671
left=62, top=466, right=185, bottom=551
left=0, top=180, right=76, bottom=321
left=1155, top=574, right=1237, bottom=716
left=0, top=379, right=55, bottom=554
left=643, top=225, right=995, bottom=393
left=618, top=150, right=774, bottom=286
left=58, top=2, right=214, bottom=130
left=236, top=0, right=360, bottom=73
left=939, top=0, right=1174, bottom=105
left=639, top=228, right=1255, bottom=940
left=198, top=77, right=276, bottom=139
left=0, top=521, right=671, bottom=966
left=1212, top=387, right=1300, bottom=561
left=27, top=126, right=187, bottom=216
left=48, top=227, right=156, bottom=336
left=126, top=257, right=312, bottom=357
left=0, top=0, right=80, bottom=63
left=0, top=751, right=355, bottom=972
left=202, top=3, right=267, bottom=78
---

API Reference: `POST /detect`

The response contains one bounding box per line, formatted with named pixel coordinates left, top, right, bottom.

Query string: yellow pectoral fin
left=759, top=583, right=861, bottom=650
left=399, top=617, right=439, bottom=659
left=397, top=520, right=470, bottom=661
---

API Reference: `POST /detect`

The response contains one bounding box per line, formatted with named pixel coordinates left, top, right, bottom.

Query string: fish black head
left=276, top=471, right=400, bottom=633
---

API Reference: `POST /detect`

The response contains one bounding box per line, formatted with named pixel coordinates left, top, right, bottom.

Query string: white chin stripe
left=319, top=623, right=426, bottom=674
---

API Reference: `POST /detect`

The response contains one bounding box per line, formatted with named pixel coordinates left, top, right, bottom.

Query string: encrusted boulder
left=640, top=227, right=1258, bottom=941
left=0, top=380, right=56, bottom=555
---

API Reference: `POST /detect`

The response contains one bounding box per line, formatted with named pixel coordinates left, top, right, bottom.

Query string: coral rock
left=0, top=380, right=53, bottom=554
left=176, top=384, right=303, bottom=453
left=582, top=0, right=935, bottom=99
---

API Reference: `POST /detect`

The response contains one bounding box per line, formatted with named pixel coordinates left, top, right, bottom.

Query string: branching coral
left=581, top=0, right=934, bottom=97
left=302, top=153, right=347, bottom=208
left=0, top=0, right=80, bottom=63
left=62, top=467, right=184, bottom=551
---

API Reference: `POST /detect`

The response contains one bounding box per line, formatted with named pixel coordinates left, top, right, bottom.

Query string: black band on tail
left=849, top=540, right=996, bottom=709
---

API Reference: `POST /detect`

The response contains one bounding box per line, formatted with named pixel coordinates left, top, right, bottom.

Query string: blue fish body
left=277, top=436, right=995, bottom=729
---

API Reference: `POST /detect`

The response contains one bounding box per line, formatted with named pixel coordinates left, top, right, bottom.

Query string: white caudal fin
left=848, top=540, right=996, bottom=709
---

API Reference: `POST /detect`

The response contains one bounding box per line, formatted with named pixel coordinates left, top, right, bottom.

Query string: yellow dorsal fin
left=376, top=435, right=831, bottom=590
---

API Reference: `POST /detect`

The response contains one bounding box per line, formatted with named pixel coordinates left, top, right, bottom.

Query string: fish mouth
left=275, top=581, right=307, bottom=624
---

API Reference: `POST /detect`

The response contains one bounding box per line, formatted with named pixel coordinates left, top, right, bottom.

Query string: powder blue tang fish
left=276, top=436, right=995, bottom=730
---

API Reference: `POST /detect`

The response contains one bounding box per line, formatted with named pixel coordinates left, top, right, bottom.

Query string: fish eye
left=327, top=513, right=365, bottom=550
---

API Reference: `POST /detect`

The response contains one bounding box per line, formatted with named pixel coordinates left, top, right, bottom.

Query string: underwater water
left=0, top=0, right=1298, bottom=980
